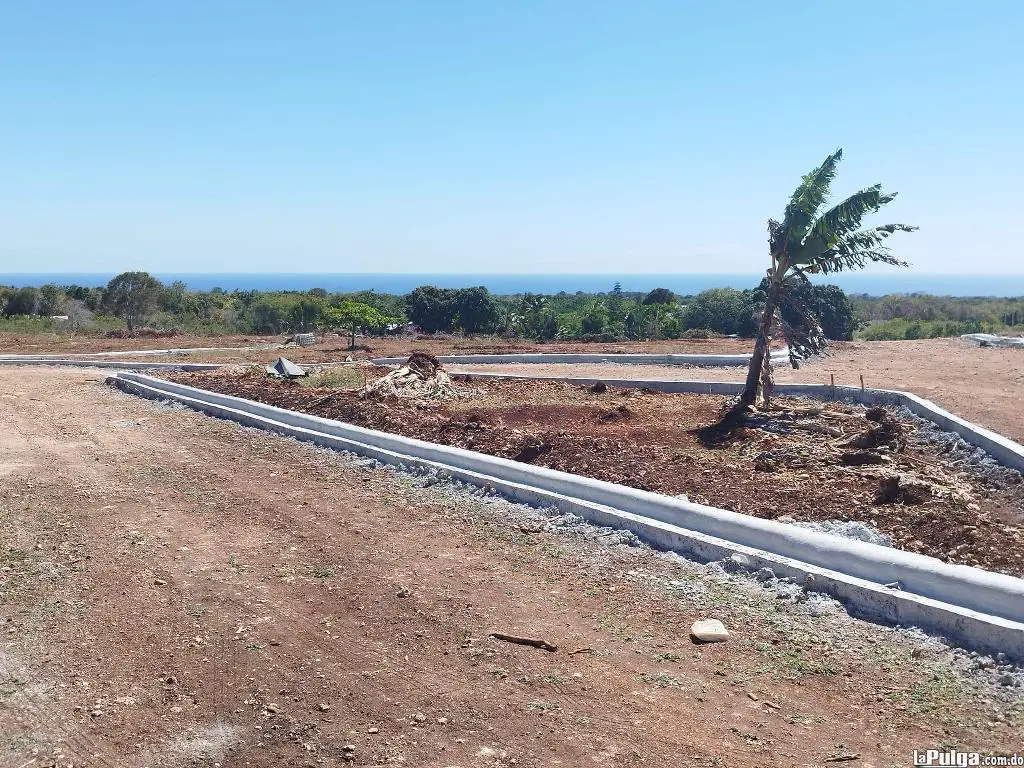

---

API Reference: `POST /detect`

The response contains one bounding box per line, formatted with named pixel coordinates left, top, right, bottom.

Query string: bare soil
left=6, top=334, right=1020, bottom=444
left=449, top=338, right=1024, bottom=444
left=0, top=331, right=752, bottom=358
left=2, top=367, right=1021, bottom=767
left=164, top=369, right=1024, bottom=578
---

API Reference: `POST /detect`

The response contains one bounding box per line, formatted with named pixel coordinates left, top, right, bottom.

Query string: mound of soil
left=360, top=352, right=462, bottom=399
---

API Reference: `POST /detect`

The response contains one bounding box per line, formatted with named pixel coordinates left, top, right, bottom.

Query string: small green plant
left=639, top=672, right=682, bottom=688
left=188, top=604, right=206, bottom=618
left=311, top=565, right=334, bottom=578
left=245, top=642, right=264, bottom=651
left=489, top=667, right=508, bottom=680
left=539, top=543, right=567, bottom=559
left=655, top=652, right=680, bottom=663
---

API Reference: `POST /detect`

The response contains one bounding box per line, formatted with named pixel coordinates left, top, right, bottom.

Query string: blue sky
left=0, top=1, right=1021, bottom=274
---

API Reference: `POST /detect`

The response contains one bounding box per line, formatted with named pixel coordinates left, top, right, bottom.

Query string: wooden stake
left=860, top=374, right=865, bottom=391
left=830, top=373, right=835, bottom=388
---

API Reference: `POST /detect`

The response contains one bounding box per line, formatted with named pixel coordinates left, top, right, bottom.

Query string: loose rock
left=690, top=619, right=730, bottom=643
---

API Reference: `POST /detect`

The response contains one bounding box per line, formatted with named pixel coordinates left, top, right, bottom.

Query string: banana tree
left=740, top=149, right=916, bottom=408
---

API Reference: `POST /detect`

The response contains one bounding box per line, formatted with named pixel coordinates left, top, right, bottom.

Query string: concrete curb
left=0, top=344, right=276, bottom=359
left=372, top=351, right=789, bottom=367
left=108, top=371, right=1024, bottom=660
left=0, top=358, right=222, bottom=372
left=449, top=372, right=1024, bottom=475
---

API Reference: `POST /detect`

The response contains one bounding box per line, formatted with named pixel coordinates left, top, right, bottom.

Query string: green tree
left=37, top=284, right=65, bottom=316
left=642, top=288, right=675, bottom=339
left=287, top=298, right=324, bottom=333
left=606, top=282, right=625, bottom=324
left=406, top=286, right=458, bottom=333
left=517, top=294, right=558, bottom=339
left=3, top=286, right=39, bottom=316
left=101, top=271, right=163, bottom=333
left=579, top=301, right=610, bottom=335
left=739, top=280, right=856, bottom=341
left=738, top=149, right=915, bottom=409
left=813, top=284, right=857, bottom=341
left=683, top=288, right=746, bottom=335
left=325, top=301, right=392, bottom=348
left=623, top=301, right=648, bottom=340
left=251, top=297, right=290, bottom=334
left=454, top=287, right=499, bottom=334
left=159, top=280, right=190, bottom=314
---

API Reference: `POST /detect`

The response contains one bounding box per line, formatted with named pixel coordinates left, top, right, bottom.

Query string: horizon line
left=4, top=271, right=1024, bottom=277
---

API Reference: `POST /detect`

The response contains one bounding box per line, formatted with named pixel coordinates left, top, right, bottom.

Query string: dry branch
left=489, top=632, right=558, bottom=652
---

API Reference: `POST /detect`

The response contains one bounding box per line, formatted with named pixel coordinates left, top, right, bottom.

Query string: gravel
left=893, top=405, right=1022, bottom=488
left=778, top=517, right=894, bottom=548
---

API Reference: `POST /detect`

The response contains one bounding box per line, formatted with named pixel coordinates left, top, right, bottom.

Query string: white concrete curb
left=372, top=351, right=789, bottom=367
left=0, top=358, right=222, bottom=372
left=0, top=344, right=276, bottom=359
left=108, top=371, right=1024, bottom=660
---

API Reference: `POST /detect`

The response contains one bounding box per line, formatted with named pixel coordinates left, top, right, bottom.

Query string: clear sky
left=1, top=1, right=1021, bottom=275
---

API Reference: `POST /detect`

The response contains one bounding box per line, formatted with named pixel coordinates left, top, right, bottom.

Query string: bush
left=679, top=328, right=716, bottom=339
left=903, top=321, right=923, bottom=340
left=0, top=315, right=56, bottom=333
left=857, top=318, right=993, bottom=340
left=682, top=288, right=746, bottom=335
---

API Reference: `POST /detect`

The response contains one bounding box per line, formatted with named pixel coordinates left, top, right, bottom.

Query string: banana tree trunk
left=740, top=272, right=781, bottom=407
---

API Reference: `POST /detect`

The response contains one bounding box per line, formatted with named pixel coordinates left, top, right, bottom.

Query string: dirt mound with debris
left=360, top=352, right=465, bottom=399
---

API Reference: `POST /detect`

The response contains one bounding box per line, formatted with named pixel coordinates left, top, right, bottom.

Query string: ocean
left=1, top=273, right=1023, bottom=297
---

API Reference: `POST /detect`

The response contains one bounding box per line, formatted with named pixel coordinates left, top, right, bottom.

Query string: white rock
left=690, top=619, right=730, bottom=643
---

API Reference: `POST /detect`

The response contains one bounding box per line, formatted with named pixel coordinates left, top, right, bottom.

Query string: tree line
left=1, top=271, right=1020, bottom=343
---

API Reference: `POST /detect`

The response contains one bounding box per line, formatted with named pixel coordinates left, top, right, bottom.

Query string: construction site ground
left=164, top=367, right=1024, bottom=578
left=2, top=337, right=1023, bottom=766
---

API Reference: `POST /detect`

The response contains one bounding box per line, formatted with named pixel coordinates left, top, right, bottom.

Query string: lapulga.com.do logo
left=914, top=750, right=1024, bottom=766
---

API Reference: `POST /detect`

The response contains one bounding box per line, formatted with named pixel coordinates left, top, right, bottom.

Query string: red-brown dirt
left=447, top=338, right=1024, bottom=444
left=164, top=369, right=1024, bottom=578
left=1, top=366, right=1020, bottom=767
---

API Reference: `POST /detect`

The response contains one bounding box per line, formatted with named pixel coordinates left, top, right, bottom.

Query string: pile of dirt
left=360, top=352, right=464, bottom=399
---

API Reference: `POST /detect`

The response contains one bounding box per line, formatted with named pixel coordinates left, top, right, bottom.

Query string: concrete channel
left=0, top=358, right=222, bottom=372
left=108, top=370, right=1024, bottom=661
left=371, top=351, right=790, bottom=367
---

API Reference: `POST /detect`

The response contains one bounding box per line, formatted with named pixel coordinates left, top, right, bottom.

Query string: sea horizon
left=2, top=272, right=1024, bottom=298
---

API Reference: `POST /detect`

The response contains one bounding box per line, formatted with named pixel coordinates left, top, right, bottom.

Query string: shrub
left=679, top=328, right=715, bottom=339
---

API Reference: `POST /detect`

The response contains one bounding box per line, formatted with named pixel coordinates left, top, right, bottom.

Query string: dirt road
left=0, top=367, right=1020, bottom=767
